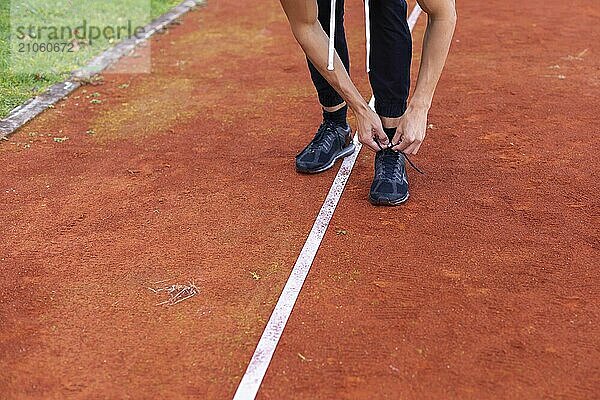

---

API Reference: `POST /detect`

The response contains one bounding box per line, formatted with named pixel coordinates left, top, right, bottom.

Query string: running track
left=0, top=0, right=598, bottom=399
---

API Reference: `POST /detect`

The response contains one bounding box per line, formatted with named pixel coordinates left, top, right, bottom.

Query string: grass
left=0, top=0, right=184, bottom=118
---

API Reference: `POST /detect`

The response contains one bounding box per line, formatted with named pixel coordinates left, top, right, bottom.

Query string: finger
left=359, top=133, right=382, bottom=152
left=407, top=138, right=423, bottom=154
left=372, top=136, right=385, bottom=152
left=391, top=132, right=403, bottom=147
left=374, top=126, right=389, bottom=147
left=392, top=136, right=413, bottom=152
left=411, top=142, right=423, bottom=155
left=364, top=137, right=382, bottom=152
left=375, top=131, right=390, bottom=148
left=403, top=142, right=420, bottom=155
left=372, top=131, right=389, bottom=151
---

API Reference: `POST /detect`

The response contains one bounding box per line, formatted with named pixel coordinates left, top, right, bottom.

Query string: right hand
left=352, top=107, right=389, bottom=152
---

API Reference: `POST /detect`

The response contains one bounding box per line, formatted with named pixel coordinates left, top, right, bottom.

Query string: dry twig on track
left=148, top=281, right=199, bottom=306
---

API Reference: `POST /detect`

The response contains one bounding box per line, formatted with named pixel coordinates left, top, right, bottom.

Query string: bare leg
left=323, top=101, right=347, bottom=113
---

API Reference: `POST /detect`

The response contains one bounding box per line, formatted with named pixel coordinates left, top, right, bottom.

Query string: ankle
left=323, top=105, right=348, bottom=125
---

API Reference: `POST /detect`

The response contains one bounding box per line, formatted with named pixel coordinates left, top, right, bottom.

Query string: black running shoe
left=295, top=121, right=355, bottom=174
left=369, top=148, right=410, bottom=206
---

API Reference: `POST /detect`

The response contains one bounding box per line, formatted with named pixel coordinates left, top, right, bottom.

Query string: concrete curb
left=0, top=0, right=205, bottom=139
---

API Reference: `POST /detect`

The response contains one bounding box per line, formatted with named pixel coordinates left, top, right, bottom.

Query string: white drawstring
left=365, top=0, right=371, bottom=73
left=328, top=0, right=371, bottom=73
left=327, top=0, right=337, bottom=70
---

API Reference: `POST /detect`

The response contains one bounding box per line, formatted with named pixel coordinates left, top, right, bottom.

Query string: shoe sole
left=368, top=192, right=410, bottom=206
left=296, top=143, right=356, bottom=174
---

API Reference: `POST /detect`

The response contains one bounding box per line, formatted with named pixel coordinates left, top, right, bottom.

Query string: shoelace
left=307, top=121, right=338, bottom=151
left=375, top=149, right=405, bottom=181
left=374, top=136, right=425, bottom=175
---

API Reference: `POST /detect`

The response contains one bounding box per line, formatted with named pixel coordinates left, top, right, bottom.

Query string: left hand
left=391, top=104, right=429, bottom=155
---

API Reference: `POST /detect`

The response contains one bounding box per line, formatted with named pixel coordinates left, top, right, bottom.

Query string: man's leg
left=369, top=0, right=412, bottom=132
left=296, top=0, right=355, bottom=174
left=368, top=0, right=413, bottom=205
left=306, top=0, right=350, bottom=119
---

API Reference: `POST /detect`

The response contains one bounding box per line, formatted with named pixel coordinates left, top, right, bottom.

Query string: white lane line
left=233, top=6, right=422, bottom=399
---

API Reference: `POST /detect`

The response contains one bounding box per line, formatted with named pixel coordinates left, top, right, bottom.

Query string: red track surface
left=1, top=0, right=598, bottom=399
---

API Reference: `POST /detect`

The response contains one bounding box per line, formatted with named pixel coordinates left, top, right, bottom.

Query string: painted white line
left=233, top=136, right=361, bottom=400
left=233, top=5, right=422, bottom=400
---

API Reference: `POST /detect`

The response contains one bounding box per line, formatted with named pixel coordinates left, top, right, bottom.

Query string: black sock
left=383, top=127, right=397, bottom=143
left=323, top=105, right=348, bottom=125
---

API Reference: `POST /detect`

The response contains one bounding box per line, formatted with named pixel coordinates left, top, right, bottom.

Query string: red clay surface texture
left=1, top=0, right=598, bottom=399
